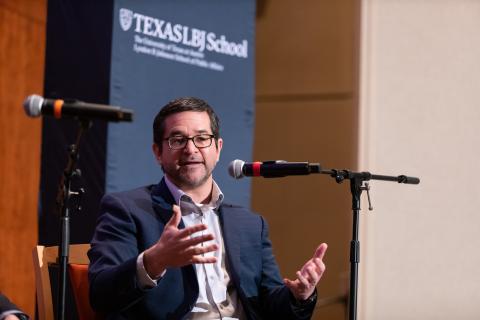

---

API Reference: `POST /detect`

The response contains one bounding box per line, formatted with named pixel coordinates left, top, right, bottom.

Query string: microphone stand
left=230, top=160, right=419, bottom=319
left=320, top=169, right=420, bottom=320
left=55, top=118, right=90, bottom=320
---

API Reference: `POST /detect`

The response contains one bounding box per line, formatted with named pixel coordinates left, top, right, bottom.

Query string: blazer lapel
left=219, top=204, right=242, bottom=285
left=151, top=178, right=186, bottom=229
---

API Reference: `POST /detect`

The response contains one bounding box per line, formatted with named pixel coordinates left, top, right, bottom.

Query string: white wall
left=359, top=1, right=480, bottom=319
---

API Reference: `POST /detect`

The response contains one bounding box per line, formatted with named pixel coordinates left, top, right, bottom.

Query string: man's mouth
left=179, top=160, right=204, bottom=166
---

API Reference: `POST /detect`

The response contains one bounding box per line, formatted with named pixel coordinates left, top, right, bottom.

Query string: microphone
left=23, top=94, right=133, bottom=122
left=228, top=159, right=321, bottom=179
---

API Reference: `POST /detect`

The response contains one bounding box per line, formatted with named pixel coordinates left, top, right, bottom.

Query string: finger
left=313, top=243, right=328, bottom=260
left=190, top=255, right=217, bottom=264
left=182, top=233, right=215, bottom=247
left=313, top=257, right=326, bottom=274
left=304, top=266, right=319, bottom=286
left=283, top=278, right=300, bottom=286
left=283, top=278, right=295, bottom=290
left=166, top=205, right=182, bottom=227
left=184, top=243, right=218, bottom=256
left=304, top=258, right=320, bottom=274
left=296, top=271, right=310, bottom=288
left=177, top=224, right=209, bottom=238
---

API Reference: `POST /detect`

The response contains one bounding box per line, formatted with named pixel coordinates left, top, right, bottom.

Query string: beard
left=163, top=158, right=215, bottom=190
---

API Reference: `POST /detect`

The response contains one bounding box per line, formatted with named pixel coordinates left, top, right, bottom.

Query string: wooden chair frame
left=32, top=244, right=90, bottom=320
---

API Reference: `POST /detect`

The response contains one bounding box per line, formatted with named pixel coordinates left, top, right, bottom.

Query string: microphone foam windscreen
left=228, top=159, right=244, bottom=179
left=23, top=94, right=44, bottom=117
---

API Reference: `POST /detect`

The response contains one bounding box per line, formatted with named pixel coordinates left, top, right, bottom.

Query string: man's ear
left=152, top=143, right=162, bottom=165
left=216, top=138, right=223, bottom=162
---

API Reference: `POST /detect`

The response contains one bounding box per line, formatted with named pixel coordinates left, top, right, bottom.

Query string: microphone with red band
left=228, top=159, right=321, bottom=179
left=228, top=159, right=420, bottom=185
left=23, top=94, right=133, bottom=122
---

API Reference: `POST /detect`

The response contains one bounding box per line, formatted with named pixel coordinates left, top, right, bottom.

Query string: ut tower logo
left=119, top=8, right=133, bottom=31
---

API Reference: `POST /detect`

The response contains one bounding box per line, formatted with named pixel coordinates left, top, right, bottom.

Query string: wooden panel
left=0, top=1, right=46, bottom=317
left=254, top=1, right=360, bottom=318
left=256, top=0, right=357, bottom=96
left=0, top=0, right=47, bottom=22
left=252, top=100, right=357, bottom=319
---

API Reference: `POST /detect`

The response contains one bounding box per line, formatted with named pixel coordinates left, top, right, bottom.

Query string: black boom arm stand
left=55, top=119, right=90, bottom=320
left=321, top=169, right=420, bottom=320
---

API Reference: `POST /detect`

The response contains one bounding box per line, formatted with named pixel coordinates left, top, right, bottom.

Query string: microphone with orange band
left=23, top=94, right=133, bottom=122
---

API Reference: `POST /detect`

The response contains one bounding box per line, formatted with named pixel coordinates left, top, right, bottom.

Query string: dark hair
left=153, top=97, right=220, bottom=149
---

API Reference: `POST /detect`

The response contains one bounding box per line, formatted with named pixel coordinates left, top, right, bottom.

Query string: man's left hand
left=284, top=243, right=328, bottom=301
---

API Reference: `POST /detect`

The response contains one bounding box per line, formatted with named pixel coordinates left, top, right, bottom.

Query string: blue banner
left=41, top=0, right=255, bottom=246
left=107, top=0, right=256, bottom=207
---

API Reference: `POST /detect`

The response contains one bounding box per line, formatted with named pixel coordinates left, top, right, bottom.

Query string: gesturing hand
left=143, top=205, right=218, bottom=279
left=284, top=243, right=328, bottom=301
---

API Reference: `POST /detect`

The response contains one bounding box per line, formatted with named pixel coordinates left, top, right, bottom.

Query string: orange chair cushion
left=68, top=264, right=104, bottom=320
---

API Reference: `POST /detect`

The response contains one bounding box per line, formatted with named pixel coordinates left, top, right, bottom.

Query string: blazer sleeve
left=0, top=293, right=29, bottom=319
left=87, top=193, right=147, bottom=313
left=258, top=216, right=317, bottom=320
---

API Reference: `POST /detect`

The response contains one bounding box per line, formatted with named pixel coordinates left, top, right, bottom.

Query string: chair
left=32, top=244, right=102, bottom=320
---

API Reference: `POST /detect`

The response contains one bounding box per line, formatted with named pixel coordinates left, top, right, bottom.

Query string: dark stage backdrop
left=40, top=0, right=256, bottom=245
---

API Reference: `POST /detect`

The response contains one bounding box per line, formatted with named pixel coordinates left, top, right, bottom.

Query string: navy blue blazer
left=88, top=179, right=315, bottom=319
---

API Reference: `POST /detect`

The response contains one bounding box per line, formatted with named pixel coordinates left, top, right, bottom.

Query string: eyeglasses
left=164, top=134, right=216, bottom=150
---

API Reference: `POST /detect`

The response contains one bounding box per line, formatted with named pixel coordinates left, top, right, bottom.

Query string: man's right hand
left=143, top=205, right=218, bottom=279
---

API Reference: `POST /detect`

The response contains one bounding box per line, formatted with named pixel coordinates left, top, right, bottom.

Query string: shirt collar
left=164, top=175, right=224, bottom=212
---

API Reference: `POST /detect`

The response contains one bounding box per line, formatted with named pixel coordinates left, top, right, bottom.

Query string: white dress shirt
left=136, top=176, right=245, bottom=320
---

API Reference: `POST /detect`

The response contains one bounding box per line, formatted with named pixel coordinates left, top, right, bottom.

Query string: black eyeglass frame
left=163, top=134, right=216, bottom=150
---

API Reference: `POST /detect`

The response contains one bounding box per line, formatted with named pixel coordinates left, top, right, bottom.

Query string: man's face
left=153, top=111, right=222, bottom=191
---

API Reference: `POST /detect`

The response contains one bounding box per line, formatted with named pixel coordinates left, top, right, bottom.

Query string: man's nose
left=183, top=138, right=198, bottom=153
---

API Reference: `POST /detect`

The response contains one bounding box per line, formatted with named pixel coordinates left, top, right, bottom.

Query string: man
left=88, top=97, right=327, bottom=319
left=0, top=293, right=29, bottom=320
